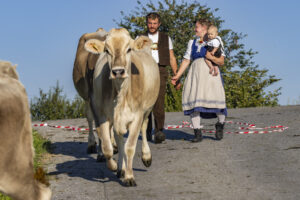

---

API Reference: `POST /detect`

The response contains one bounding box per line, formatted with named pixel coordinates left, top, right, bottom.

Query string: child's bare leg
left=205, top=58, right=214, bottom=74
left=213, top=65, right=219, bottom=76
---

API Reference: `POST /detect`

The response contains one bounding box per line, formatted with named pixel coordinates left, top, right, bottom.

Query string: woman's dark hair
left=146, top=12, right=161, bottom=23
left=194, top=18, right=211, bottom=27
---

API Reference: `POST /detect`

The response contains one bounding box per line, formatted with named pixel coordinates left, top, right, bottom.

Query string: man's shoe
left=191, top=129, right=202, bottom=142
left=146, top=131, right=152, bottom=141
left=215, top=122, right=225, bottom=140
left=154, top=130, right=166, bottom=144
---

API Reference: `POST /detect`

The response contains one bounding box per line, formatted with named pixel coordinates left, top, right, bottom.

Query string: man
left=144, top=12, right=178, bottom=144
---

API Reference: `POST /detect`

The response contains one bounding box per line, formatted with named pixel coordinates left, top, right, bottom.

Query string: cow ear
left=132, top=36, right=152, bottom=51
left=96, top=28, right=108, bottom=40
left=4, top=65, right=19, bottom=80
left=84, top=39, right=105, bottom=54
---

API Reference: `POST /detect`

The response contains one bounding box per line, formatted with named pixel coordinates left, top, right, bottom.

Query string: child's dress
left=182, top=37, right=227, bottom=118
left=206, top=36, right=224, bottom=58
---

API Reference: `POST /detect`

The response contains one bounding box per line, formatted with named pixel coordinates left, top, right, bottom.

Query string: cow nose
left=112, top=69, right=125, bottom=77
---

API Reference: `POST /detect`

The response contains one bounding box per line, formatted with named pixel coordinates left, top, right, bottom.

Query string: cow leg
left=96, top=121, right=117, bottom=171
left=87, top=96, right=105, bottom=161
left=110, top=127, right=118, bottom=154
left=114, top=131, right=125, bottom=178
left=123, top=116, right=143, bottom=186
left=0, top=175, right=51, bottom=200
left=141, top=111, right=152, bottom=167
left=96, top=139, right=105, bottom=162
left=86, top=103, right=97, bottom=154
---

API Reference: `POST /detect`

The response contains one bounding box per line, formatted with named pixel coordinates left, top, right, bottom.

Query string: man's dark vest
left=143, top=32, right=170, bottom=66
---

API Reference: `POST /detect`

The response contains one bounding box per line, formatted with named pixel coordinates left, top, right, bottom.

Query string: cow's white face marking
left=105, top=29, right=133, bottom=80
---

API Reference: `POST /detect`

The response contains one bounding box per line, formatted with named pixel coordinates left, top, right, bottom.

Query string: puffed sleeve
left=183, top=40, right=194, bottom=60
left=168, top=36, right=173, bottom=50
left=211, top=38, right=221, bottom=48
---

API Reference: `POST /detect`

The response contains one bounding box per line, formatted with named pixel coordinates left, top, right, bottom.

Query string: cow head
left=84, top=28, right=152, bottom=79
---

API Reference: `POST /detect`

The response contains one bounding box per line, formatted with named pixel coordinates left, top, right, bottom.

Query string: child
left=204, top=25, right=224, bottom=76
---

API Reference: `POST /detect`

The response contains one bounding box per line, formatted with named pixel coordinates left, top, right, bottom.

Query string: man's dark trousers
left=147, top=66, right=168, bottom=140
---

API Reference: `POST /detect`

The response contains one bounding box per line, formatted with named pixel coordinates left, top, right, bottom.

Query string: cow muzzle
left=110, top=67, right=128, bottom=79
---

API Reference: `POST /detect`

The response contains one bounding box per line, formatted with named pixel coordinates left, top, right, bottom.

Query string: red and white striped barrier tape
left=32, top=120, right=289, bottom=135
left=33, top=123, right=92, bottom=132
left=164, top=121, right=289, bottom=135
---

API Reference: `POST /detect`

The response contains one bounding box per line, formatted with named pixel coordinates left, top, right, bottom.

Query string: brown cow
left=0, top=61, right=51, bottom=200
left=73, top=28, right=117, bottom=161
left=84, top=28, right=160, bottom=186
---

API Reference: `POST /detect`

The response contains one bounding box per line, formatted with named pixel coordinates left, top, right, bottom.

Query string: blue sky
left=0, top=0, right=299, bottom=105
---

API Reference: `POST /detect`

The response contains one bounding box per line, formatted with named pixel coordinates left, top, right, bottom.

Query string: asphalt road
left=33, top=105, right=300, bottom=200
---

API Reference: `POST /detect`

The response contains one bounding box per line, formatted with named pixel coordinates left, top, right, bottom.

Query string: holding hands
left=171, top=74, right=181, bottom=90
left=171, top=58, right=191, bottom=90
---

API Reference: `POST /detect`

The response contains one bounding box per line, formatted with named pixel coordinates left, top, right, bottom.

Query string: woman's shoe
left=191, top=129, right=202, bottom=142
left=215, top=122, right=225, bottom=140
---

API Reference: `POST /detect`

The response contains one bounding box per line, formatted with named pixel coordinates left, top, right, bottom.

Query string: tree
left=115, top=0, right=281, bottom=110
left=30, top=81, right=85, bottom=121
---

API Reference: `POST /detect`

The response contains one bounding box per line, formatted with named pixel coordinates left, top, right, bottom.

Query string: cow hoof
left=107, top=159, right=118, bottom=172
left=142, top=156, right=152, bottom=167
left=123, top=178, right=137, bottom=187
left=96, top=155, right=106, bottom=162
left=113, top=146, right=118, bottom=154
left=87, top=145, right=97, bottom=154
left=116, top=170, right=125, bottom=178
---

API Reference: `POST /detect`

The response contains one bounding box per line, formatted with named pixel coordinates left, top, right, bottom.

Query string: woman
left=172, top=19, right=227, bottom=142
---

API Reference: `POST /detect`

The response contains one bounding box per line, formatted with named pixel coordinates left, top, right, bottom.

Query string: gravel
left=33, top=105, right=300, bottom=200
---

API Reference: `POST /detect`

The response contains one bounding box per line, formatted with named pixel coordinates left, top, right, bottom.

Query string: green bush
left=30, top=81, right=85, bottom=121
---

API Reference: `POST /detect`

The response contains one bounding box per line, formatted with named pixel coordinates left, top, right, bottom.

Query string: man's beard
left=148, top=28, right=158, bottom=34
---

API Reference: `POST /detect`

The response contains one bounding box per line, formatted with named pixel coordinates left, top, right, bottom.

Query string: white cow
left=84, top=28, right=160, bottom=186
left=0, top=61, right=51, bottom=200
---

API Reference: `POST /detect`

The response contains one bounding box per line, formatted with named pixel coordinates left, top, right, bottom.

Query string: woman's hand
left=175, top=82, right=181, bottom=90
left=205, top=51, right=214, bottom=60
left=205, top=52, right=225, bottom=66
left=171, top=76, right=181, bottom=90
left=171, top=58, right=191, bottom=88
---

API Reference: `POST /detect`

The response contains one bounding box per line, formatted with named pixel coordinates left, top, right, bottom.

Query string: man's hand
left=171, top=75, right=179, bottom=85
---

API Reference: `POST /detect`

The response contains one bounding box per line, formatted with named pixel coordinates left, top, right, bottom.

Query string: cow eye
left=127, top=48, right=131, bottom=53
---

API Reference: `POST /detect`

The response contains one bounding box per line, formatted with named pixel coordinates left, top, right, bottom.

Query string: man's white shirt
left=147, top=32, right=173, bottom=63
